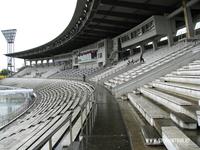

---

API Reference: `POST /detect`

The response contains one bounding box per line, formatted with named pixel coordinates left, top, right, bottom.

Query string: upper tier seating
left=102, top=42, right=199, bottom=89
left=0, top=78, right=95, bottom=149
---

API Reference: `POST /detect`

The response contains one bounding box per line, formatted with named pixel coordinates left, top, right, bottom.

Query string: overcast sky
left=0, top=0, right=77, bottom=71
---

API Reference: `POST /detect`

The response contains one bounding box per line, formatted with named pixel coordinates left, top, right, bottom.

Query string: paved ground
left=80, top=84, right=168, bottom=150
left=80, top=84, right=131, bottom=150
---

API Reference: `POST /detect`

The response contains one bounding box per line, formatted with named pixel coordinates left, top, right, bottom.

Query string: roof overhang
left=6, top=0, right=200, bottom=59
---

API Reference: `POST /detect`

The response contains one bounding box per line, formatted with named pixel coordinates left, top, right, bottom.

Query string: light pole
left=1, top=29, right=17, bottom=74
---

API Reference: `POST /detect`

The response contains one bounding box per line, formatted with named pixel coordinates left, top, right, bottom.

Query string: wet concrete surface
left=118, top=100, right=166, bottom=150
left=181, top=126, right=200, bottom=147
left=81, top=84, right=131, bottom=150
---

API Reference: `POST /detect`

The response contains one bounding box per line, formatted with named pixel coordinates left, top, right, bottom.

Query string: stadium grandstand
left=1, top=0, right=200, bottom=149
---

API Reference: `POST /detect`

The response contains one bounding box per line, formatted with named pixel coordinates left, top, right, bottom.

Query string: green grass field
left=0, top=75, right=6, bottom=80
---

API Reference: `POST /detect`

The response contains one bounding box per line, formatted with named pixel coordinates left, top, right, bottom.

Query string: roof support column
left=167, top=30, right=174, bottom=47
left=140, top=44, right=145, bottom=55
left=30, top=60, right=32, bottom=67
left=165, top=17, right=175, bottom=47
left=53, top=58, right=55, bottom=66
left=116, top=38, right=121, bottom=62
left=47, top=59, right=49, bottom=66
left=24, top=59, right=27, bottom=67
left=129, top=48, right=134, bottom=56
left=170, top=19, right=177, bottom=35
left=35, top=60, right=38, bottom=66
left=152, top=39, right=158, bottom=51
left=182, top=0, right=194, bottom=38
left=139, top=44, right=145, bottom=62
left=115, top=52, right=119, bottom=62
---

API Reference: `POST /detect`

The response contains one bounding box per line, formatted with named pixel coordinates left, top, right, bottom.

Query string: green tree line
left=0, top=69, right=11, bottom=76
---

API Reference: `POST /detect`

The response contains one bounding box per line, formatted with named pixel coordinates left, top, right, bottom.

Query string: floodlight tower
left=1, top=29, right=17, bottom=73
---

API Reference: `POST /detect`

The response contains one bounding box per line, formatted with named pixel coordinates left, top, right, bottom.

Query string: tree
left=0, top=69, right=11, bottom=76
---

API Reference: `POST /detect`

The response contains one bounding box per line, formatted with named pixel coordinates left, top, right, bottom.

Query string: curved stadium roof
left=6, top=0, right=199, bottom=59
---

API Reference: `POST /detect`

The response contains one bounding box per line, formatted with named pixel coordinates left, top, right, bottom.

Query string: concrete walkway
left=81, top=84, right=131, bottom=150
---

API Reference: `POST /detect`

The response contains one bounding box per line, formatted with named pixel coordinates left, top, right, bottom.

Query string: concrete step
left=170, top=112, right=197, bottom=129
left=138, top=87, right=199, bottom=121
left=161, top=76, right=200, bottom=85
left=162, top=126, right=200, bottom=150
left=141, top=125, right=162, bottom=145
left=128, top=93, right=169, bottom=126
left=150, top=81, right=200, bottom=101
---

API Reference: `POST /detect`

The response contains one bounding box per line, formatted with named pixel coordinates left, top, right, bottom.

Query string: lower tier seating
left=127, top=58, right=200, bottom=149
left=50, top=68, right=99, bottom=80
left=0, top=78, right=95, bottom=150
left=162, top=126, right=200, bottom=150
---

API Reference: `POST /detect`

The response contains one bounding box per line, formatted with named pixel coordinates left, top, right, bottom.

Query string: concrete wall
left=122, top=30, right=157, bottom=48
left=97, top=47, right=106, bottom=66
left=71, top=39, right=113, bottom=68
left=154, top=16, right=171, bottom=35
left=105, top=39, right=113, bottom=64
left=72, top=52, right=79, bottom=68
left=112, top=15, right=174, bottom=50
left=79, top=61, right=98, bottom=69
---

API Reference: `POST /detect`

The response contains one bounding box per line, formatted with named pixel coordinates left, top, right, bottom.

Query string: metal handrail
left=30, top=89, right=96, bottom=150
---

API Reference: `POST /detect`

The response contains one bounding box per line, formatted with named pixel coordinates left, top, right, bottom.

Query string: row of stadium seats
left=13, top=65, right=64, bottom=78
left=0, top=78, right=95, bottom=149
left=13, top=41, right=192, bottom=83
left=91, top=41, right=191, bottom=83
left=127, top=59, right=200, bottom=149
left=4, top=37, right=200, bottom=150
left=103, top=42, right=198, bottom=89
left=50, top=67, right=99, bottom=80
